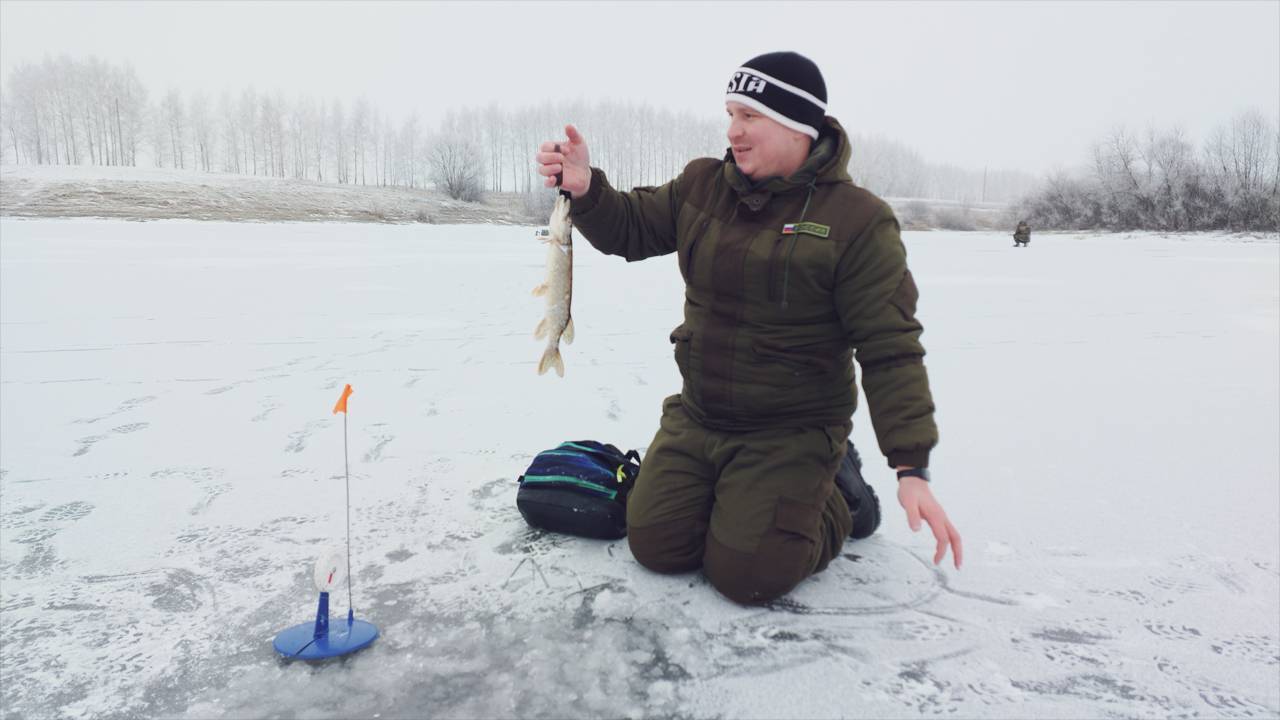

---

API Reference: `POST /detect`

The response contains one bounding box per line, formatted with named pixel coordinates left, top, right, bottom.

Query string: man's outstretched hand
left=536, top=124, right=591, bottom=199
left=898, top=476, right=963, bottom=569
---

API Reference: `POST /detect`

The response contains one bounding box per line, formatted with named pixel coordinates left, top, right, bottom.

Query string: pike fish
left=532, top=192, right=574, bottom=376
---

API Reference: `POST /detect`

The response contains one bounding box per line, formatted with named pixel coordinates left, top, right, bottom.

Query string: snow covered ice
left=1, top=217, right=1277, bottom=718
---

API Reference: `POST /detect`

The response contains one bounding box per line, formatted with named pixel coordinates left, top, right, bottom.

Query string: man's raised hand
left=536, top=124, right=591, bottom=198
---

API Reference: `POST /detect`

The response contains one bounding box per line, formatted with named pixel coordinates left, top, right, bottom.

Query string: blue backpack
left=516, top=441, right=642, bottom=540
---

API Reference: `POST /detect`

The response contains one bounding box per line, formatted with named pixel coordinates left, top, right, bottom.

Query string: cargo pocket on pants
left=751, top=497, right=822, bottom=601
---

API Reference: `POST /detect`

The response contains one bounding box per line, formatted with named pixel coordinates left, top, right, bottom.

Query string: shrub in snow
left=428, top=135, right=486, bottom=203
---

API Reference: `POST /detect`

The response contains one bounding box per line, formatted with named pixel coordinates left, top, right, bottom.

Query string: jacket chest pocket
left=748, top=230, right=832, bottom=308
left=678, top=213, right=714, bottom=283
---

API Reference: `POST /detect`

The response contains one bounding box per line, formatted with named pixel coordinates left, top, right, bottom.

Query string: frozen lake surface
left=1, top=218, right=1277, bottom=718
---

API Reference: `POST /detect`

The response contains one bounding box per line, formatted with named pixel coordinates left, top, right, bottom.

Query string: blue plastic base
left=274, top=617, right=379, bottom=659
left=273, top=593, right=378, bottom=660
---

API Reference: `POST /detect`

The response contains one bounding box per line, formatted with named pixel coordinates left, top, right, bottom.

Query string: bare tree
left=1204, top=109, right=1279, bottom=229
left=1022, top=110, right=1277, bottom=232
left=351, top=96, right=368, bottom=185
left=849, top=132, right=928, bottom=198
left=332, top=98, right=347, bottom=183
left=313, top=97, right=326, bottom=182
left=396, top=111, right=421, bottom=188
left=428, top=131, right=485, bottom=201
left=159, top=88, right=187, bottom=169
left=189, top=92, right=214, bottom=171
left=482, top=103, right=505, bottom=192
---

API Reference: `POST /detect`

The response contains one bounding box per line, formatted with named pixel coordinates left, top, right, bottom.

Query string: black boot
left=833, top=440, right=881, bottom=540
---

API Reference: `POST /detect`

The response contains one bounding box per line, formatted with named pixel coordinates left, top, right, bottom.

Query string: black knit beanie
left=725, top=51, right=827, bottom=139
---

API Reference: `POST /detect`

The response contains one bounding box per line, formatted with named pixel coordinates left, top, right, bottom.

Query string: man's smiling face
left=725, top=101, right=813, bottom=181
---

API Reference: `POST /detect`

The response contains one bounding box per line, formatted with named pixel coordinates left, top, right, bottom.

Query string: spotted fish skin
left=532, top=193, right=573, bottom=377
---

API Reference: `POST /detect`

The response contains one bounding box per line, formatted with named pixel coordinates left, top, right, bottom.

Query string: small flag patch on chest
left=782, top=221, right=831, bottom=238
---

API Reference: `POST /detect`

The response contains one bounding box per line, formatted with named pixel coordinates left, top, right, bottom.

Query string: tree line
left=2, top=55, right=1035, bottom=205
left=0, top=56, right=731, bottom=197
left=846, top=131, right=1032, bottom=204
left=2, top=56, right=147, bottom=167
left=1019, top=110, right=1279, bottom=232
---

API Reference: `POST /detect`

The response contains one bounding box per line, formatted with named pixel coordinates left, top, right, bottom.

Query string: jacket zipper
left=767, top=236, right=784, bottom=302
left=780, top=180, right=819, bottom=309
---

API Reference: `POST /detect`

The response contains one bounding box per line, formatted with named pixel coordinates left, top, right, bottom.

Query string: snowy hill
left=1, top=218, right=1276, bottom=718
left=0, top=165, right=542, bottom=225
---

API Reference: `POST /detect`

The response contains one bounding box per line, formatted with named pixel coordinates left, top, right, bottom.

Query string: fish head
left=550, top=193, right=573, bottom=236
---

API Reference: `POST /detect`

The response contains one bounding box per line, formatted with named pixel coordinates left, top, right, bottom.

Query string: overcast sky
left=1, top=0, right=1277, bottom=176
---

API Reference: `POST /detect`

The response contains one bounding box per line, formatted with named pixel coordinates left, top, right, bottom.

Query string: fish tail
left=537, top=346, right=564, bottom=377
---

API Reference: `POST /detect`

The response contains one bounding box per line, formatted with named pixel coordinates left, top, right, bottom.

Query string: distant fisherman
left=1014, top=220, right=1031, bottom=247
left=535, top=51, right=961, bottom=605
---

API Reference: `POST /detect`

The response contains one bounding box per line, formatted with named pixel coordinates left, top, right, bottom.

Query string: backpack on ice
left=516, top=441, right=641, bottom=540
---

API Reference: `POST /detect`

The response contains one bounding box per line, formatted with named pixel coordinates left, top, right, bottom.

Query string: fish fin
left=538, top=347, right=564, bottom=377
left=534, top=317, right=548, bottom=340
left=562, top=317, right=575, bottom=345
left=531, top=283, right=548, bottom=297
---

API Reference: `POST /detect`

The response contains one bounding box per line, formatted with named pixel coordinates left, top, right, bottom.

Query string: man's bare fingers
left=899, top=492, right=923, bottom=531
left=948, top=521, right=964, bottom=568
left=565, top=124, right=583, bottom=144
left=535, top=151, right=565, bottom=165
left=927, top=515, right=950, bottom=561
left=543, top=176, right=558, bottom=188
left=539, top=140, right=568, bottom=153
left=933, top=534, right=948, bottom=565
left=536, top=163, right=563, bottom=177
left=928, top=512, right=948, bottom=544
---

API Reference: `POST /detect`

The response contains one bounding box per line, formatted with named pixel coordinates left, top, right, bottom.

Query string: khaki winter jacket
left=571, top=116, right=937, bottom=468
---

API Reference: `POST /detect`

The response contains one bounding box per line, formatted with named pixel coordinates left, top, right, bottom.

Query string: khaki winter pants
left=626, top=395, right=853, bottom=604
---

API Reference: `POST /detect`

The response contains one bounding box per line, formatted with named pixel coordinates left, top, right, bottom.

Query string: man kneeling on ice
left=534, top=51, right=962, bottom=604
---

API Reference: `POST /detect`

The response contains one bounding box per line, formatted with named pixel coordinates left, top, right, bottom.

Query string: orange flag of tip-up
left=332, top=384, right=353, bottom=414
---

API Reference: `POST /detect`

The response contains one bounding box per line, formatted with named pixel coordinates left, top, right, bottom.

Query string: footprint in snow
left=40, top=501, right=94, bottom=523
left=73, top=435, right=108, bottom=456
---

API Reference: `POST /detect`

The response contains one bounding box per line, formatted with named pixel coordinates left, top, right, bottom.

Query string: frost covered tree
left=427, top=132, right=485, bottom=202
left=847, top=133, right=928, bottom=198
left=160, top=88, right=187, bottom=169
left=1020, top=110, right=1278, bottom=232
left=189, top=92, right=214, bottom=172
left=4, top=55, right=1045, bottom=212
left=331, top=99, right=347, bottom=184
left=483, top=103, right=505, bottom=192
left=217, top=91, right=241, bottom=173
left=351, top=96, right=368, bottom=185
left=238, top=88, right=259, bottom=175
left=1203, top=109, right=1279, bottom=230
left=0, top=56, right=146, bottom=166
left=395, top=111, right=422, bottom=188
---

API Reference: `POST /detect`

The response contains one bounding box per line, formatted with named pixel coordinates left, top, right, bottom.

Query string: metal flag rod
left=344, top=408, right=354, bottom=620
left=272, top=383, right=378, bottom=660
